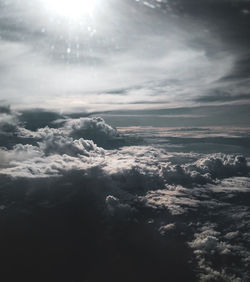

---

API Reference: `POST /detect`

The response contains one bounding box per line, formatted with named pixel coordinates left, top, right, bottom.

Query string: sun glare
left=44, top=0, right=97, bottom=19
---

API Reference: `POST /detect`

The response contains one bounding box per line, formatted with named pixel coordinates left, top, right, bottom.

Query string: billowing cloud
left=0, top=108, right=249, bottom=281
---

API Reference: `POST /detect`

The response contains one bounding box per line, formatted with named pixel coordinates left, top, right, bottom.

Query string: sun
left=44, top=0, right=97, bottom=19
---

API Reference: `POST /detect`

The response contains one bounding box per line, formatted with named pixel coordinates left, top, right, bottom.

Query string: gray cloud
left=196, top=91, right=250, bottom=103
left=0, top=0, right=244, bottom=111
left=0, top=110, right=249, bottom=281
left=188, top=221, right=250, bottom=282
left=105, top=195, right=135, bottom=220
left=2, top=123, right=248, bottom=184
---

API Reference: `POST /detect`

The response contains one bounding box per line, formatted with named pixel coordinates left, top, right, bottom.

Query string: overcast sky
left=0, top=0, right=250, bottom=112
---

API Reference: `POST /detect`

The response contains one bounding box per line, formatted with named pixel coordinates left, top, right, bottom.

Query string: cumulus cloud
left=141, top=187, right=200, bottom=215
left=39, top=135, right=104, bottom=157
left=207, top=177, right=250, bottom=197
left=0, top=113, right=17, bottom=128
left=105, top=195, right=135, bottom=220
left=1, top=128, right=249, bottom=184
left=189, top=227, right=231, bottom=255
left=64, top=117, right=122, bottom=148
left=160, top=154, right=248, bottom=187
left=224, top=231, right=240, bottom=240
left=18, top=115, right=127, bottom=149
left=0, top=106, right=18, bottom=131
left=188, top=223, right=250, bottom=282
left=159, top=223, right=176, bottom=235
left=0, top=144, right=42, bottom=168
left=0, top=107, right=27, bottom=149
left=0, top=112, right=249, bottom=281
left=65, top=117, right=119, bottom=138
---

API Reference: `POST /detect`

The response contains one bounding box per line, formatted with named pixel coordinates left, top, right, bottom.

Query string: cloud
left=188, top=222, right=250, bottom=282
left=141, top=187, right=200, bottom=215
left=0, top=144, right=42, bottom=168
left=195, top=91, right=250, bottom=103
left=38, top=135, right=104, bottom=157
left=0, top=113, right=18, bottom=133
left=0, top=0, right=239, bottom=112
left=224, top=231, right=240, bottom=240
left=159, top=223, right=176, bottom=236
left=0, top=111, right=249, bottom=281
left=105, top=195, right=135, bottom=219
left=0, top=106, right=18, bottom=130
left=2, top=120, right=249, bottom=183
left=208, top=177, right=250, bottom=195
left=18, top=115, right=129, bottom=149
left=189, top=227, right=230, bottom=255
left=64, top=117, right=123, bottom=148
left=19, top=109, right=64, bottom=131
left=0, top=106, right=26, bottom=148
left=159, top=154, right=248, bottom=188
left=65, top=117, right=118, bottom=137
left=0, top=105, right=11, bottom=114
left=1, top=0, right=250, bottom=279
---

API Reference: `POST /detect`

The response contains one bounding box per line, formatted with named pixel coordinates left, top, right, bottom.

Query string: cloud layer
left=1, top=0, right=249, bottom=111
left=0, top=107, right=249, bottom=281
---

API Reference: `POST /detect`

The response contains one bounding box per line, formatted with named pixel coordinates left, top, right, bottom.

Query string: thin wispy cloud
left=0, top=0, right=244, bottom=111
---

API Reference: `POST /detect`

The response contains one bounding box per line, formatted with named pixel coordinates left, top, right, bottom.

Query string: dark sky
left=0, top=0, right=250, bottom=115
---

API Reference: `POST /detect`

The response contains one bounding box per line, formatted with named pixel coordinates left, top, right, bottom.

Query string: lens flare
left=44, top=0, right=97, bottom=19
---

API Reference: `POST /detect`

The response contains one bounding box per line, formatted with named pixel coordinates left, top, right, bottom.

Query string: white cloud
left=65, top=117, right=119, bottom=138
left=39, top=136, right=104, bottom=157
left=0, top=144, right=42, bottom=167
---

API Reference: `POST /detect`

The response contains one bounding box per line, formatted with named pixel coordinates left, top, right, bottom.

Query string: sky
left=0, top=0, right=250, bottom=114
left=1, top=2, right=250, bottom=281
